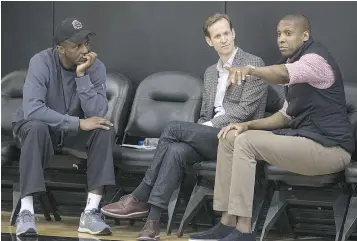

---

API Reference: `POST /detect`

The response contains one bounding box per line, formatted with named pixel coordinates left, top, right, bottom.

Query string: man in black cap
left=12, top=18, right=115, bottom=236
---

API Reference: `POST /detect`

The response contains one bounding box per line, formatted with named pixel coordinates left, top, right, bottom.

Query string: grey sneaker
left=77, top=209, right=112, bottom=235
left=16, top=210, right=38, bottom=237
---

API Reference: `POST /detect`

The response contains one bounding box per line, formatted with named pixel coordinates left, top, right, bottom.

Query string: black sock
left=148, top=205, right=163, bottom=221
left=131, top=181, right=152, bottom=202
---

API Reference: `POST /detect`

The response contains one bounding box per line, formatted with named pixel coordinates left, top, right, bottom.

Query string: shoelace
left=87, top=209, right=103, bottom=222
left=118, top=194, right=133, bottom=207
left=142, top=220, right=159, bottom=227
left=140, top=220, right=159, bottom=235
left=16, top=211, right=34, bottom=224
left=119, top=194, right=132, bottom=201
left=142, top=221, right=151, bottom=230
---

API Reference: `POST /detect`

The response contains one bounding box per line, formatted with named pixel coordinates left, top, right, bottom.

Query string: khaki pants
left=213, top=130, right=351, bottom=218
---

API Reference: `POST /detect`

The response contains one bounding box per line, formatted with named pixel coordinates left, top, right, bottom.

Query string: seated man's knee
left=27, top=121, right=50, bottom=136
left=234, top=130, right=255, bottom=148
left=162, top=120, right=184, bottom=135
left=219, top=130, right=236, bottom=147
left=95, top=126, right=116, bottom=136
left=167, top=120, right=183, bottom=130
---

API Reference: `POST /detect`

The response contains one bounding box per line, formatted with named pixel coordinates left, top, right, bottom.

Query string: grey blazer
left=197, top=47, right=268, bottom=128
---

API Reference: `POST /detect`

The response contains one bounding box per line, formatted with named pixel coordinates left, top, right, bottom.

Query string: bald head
left=280, top=14, right=311, bottom=34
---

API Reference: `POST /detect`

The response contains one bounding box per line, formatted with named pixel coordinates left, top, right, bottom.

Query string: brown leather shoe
left=137, top=220, right=160, bottom=241
left=101, top=194, right=149, bottom=218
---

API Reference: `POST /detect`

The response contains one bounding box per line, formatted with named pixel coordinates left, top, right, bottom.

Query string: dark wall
left=227, top=1, right=357, bottom=83
left=53, top=2, right=223, bottom=84
left=2, top=2, right=357, bottom=84
left=1, top=1, right=53, bottom=77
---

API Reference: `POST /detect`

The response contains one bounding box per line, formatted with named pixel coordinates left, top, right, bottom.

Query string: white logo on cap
left=72, top=20, right=82, bottom=29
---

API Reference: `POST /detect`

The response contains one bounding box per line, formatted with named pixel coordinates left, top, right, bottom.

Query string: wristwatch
left=246, top=65, right=256, bottom=76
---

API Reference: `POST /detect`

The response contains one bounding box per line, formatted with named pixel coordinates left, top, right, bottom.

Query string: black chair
left=1, top=70, right=29, bottom=223
left=341, top=84, right=357, bottom=241
left=261, top=82, right=357, bottom=241
left=112, top=71, right=203, bottom=233
left=1, top=70, right=27, bottom=167
left=341, top=162, right=357, bottom=241
left=104, top=71, right=135, bottom=144
left=176, top=84, right=286, bottom=237
left=1, top=70, right=134, bottom=224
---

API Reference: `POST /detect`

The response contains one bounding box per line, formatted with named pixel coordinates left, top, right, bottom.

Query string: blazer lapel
left=207, top=48, right=244, bottom=118
left=231, top=47, right=245, bottom=67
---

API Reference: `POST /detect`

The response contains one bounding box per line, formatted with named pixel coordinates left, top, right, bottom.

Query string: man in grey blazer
left=102, top=13, right=268, bottom=240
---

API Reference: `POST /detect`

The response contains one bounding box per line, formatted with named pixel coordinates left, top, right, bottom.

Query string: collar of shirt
left=216, top=47, right=238, bottom=73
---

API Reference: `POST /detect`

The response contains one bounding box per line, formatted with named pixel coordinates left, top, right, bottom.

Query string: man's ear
left=205, top=36, right=213, bottom=47
left=302, top=30, right=310, bottom=41
left=232, top=28, right=236, bottom=40
left=57, top=45, right=65, bottom=55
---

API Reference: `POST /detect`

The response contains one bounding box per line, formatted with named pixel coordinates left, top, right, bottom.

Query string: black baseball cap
left=53, top=18, right=95, bottom=45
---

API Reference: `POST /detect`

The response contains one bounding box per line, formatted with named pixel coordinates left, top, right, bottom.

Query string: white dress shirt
left=202, top=48, right=238, bottom=127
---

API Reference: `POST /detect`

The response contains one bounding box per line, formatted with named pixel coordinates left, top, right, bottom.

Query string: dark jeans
left=12, top=120, right=116, bottom=198
left=143, top=121, right=220, bottom=209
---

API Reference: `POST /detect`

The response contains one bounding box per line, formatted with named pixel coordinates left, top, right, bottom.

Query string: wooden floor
left=2, top=211, right=179, bottom=240
left=1, top=211, right=330, bottom=241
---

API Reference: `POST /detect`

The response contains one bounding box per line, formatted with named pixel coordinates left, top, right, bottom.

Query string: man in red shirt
left=189, top=13, right=354, bottom=241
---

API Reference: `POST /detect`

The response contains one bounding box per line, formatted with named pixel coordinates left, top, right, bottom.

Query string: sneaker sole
left=101, top=208, right=149, bottom=219
left=137, top=235, right=160, bottom=241
left=16, top=228, right=38, bottom=237
left=77, top=227, right=112, bottom=235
